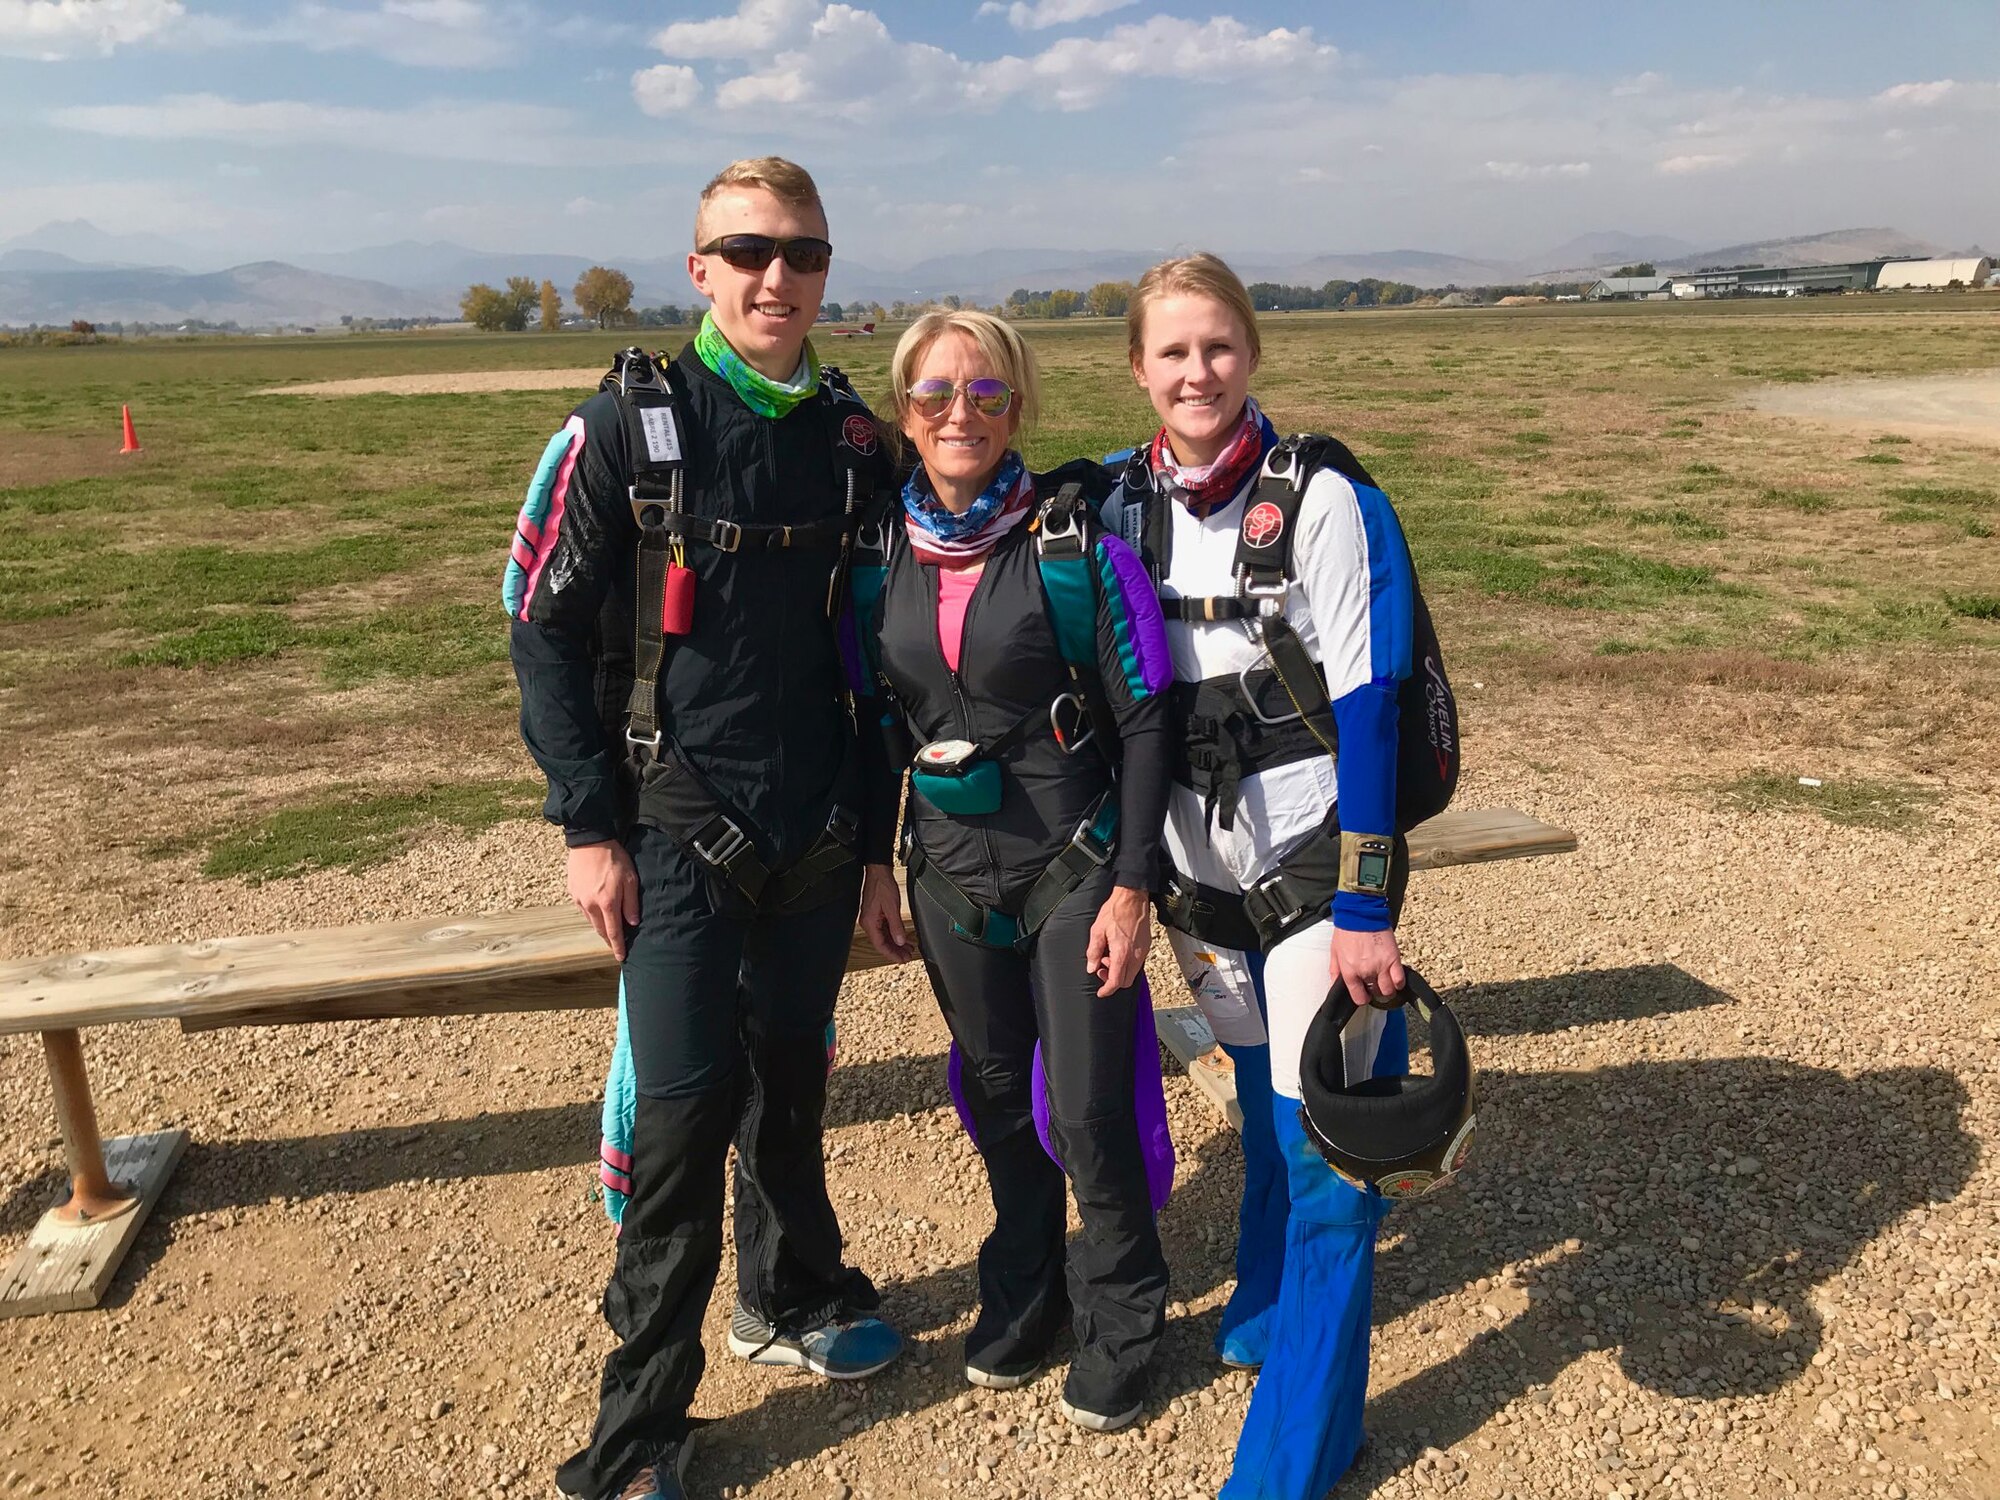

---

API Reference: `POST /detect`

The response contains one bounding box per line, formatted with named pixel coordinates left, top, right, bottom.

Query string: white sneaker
left=1060, top=1395, right=1142, bottom=1432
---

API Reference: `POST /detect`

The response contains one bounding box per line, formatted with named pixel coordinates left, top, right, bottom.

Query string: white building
left=1875, top=257, right=1994, bottom=291
left=1587, top=276, right=1674, bottom=300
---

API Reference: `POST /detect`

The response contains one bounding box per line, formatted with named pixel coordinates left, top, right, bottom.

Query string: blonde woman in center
left=852, top=310, right=1177, bottom=1431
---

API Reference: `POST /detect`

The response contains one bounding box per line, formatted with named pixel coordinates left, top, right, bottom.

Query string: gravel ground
left=1, top=689, right=1995, bottom=1500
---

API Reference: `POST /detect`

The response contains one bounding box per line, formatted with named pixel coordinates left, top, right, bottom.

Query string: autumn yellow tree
left=1086, top=281, right=1133, bottom=318
left=539, top=279, right=562, bottom=331
left=574, top=266, right=635, bottom=328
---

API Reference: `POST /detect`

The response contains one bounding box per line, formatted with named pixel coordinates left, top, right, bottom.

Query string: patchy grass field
left=1, top=298, right=1996, bottom=890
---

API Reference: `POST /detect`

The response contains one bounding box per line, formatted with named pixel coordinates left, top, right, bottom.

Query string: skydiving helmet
left=1298, top=968, right=1475, bottom=1200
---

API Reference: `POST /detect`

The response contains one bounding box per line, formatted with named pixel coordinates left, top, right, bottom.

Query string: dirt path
left=258, top=369, right=606, bottom=397
left=1747, top=369, right=2000, bottom=447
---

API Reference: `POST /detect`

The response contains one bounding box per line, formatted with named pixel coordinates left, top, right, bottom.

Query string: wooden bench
left=0, top=806, right=1572, bottom=1316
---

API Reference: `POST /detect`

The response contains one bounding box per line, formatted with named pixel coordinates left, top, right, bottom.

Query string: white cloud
left=275, top=1, right=516, bottom=69
left=1027, top=16, right=1333, bottom=109
left=48, top=93, right=681, bottom=167
left=1874, top=79, right=1956, bottom=107
left=0, top=0, right=182, bottom=59
left=564, top=196, right=604, bottom=216
left=712, top=7, right=1334, bottom=119
left=976, top=0, right=1134, bottom=30
left=1657, top=152, right=1740, bottom=175
left=1486, top=160, right=1591, bottom=180
left=633, top=63, right=702, bottom=115
left=653, top=0, right=814, bottom=60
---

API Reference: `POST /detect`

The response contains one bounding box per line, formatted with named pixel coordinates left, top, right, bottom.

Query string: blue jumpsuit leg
left=1219, top=1090, right=1389, bottom=1500
left=1214, top=976, right=1404, bottom=1373
left=1373, top=1004, right=1409, bottom=1076
left=1215, top=1039, right=1287, bottom=1368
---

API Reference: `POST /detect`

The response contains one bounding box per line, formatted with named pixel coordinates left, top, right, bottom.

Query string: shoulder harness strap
left=1033, top=483, right=1121, bottom=760
left=1236, top=436, right=1338, bottom=760
left=605, top=349, right=688, bottom=758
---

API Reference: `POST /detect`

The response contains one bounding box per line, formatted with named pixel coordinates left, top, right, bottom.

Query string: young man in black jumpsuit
left=505, top=158, right=901, bottom=1500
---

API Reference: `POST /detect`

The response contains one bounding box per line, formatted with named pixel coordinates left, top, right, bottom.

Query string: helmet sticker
left=842, top=414, right=878, bottom=455
left=1242, top=500, right=1285, bottom=549
left=1378, top=1168, right=1437, bottom=1200
left=1444, top=1113, right=1477, bottom=1176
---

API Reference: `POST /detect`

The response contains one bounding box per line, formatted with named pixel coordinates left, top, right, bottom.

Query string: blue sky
left=2, top=1, right=1994, bottom=269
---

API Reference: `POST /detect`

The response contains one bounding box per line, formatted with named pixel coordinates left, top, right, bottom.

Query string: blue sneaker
left=1216, top=1328, right=1266, bottom=1371
left=728, top=1300, right=903, bottom=1379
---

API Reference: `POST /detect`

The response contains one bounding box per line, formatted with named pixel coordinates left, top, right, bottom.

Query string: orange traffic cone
left=119, top=404, right=141, bottom=454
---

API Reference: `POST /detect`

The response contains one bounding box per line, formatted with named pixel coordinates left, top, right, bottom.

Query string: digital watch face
left=1355, top=850, right=1392, bottom=892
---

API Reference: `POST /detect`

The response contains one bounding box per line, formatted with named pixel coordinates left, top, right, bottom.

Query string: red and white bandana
left=1150, top=396, right=1271, bottom=520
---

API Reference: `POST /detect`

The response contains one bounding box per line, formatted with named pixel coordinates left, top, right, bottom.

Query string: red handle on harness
left=661, top=562, right=695, bottom=636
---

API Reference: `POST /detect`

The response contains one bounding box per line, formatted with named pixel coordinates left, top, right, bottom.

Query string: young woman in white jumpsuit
left=1114, top=254, right=1420, bottom=1500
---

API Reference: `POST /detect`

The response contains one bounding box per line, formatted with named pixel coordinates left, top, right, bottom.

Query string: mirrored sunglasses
left=908, top=377, right=1015, bottom=419
left=697, top=234, right=833, bottom=275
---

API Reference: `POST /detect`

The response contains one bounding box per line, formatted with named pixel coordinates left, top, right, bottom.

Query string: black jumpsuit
left=507, top=346, right=891, bottom=1498
left=853, top=466, right=1174, bottom=1414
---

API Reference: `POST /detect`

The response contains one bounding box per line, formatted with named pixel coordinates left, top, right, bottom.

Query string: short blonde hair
left=694, top=157, right=826, bottom=245
left=1127, top=252, right=1262, bottom=364
left=891, top=309, right=1041, bottom=432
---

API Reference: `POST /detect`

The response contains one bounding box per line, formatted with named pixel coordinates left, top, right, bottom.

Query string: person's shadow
left=696, top=967, right=1976, bottom=1496
left=1349, top=1052, right=1974, bottom=1490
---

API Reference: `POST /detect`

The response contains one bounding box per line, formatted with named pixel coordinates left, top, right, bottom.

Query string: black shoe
left=613, top=1437, right=693, bottom=1500
left=964, top=1348, right=1044, bottom=1390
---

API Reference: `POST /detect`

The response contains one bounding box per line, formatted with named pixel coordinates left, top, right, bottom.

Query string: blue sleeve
left=1330, top=481, right=1415, bottom=932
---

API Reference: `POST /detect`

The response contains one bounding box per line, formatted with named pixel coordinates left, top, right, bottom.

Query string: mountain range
left=0, top=221, right=1973, bottom=327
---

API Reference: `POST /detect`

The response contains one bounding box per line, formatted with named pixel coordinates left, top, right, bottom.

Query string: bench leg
left=0, top=1030, right=187, bottom=1317
left=44, top=1029, right=138, bottom=1225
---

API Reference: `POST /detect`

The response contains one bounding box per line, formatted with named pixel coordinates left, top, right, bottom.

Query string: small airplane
left=826, top=321, right=877, bottom=337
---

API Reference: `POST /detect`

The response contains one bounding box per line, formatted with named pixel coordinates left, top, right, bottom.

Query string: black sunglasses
left=697, top=234, right=833, bottom=275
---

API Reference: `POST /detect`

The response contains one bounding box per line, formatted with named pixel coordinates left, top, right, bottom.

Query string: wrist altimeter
left=1338, top=832, right=1394, bottom=897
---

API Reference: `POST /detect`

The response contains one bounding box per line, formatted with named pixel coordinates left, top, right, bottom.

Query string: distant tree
left=461, top=278, right=538, bottom=332
left=822, top=301, right=844, bottom=322
left=539, top=279, right=562, bottom=332
left=634, top=305, right=688, bottom=327
left=1611, top=262, right=1657, bottom=279
left=69, top=319, right=95, bottom=335
left=1086, top=281, right=1132, bottom=318
left=1046, top=288, right=1081, bottom=319
left=460, top=283, right=510, bottom=331
left=574, top=266, right=636, bottom=328
left=1007, top=288, right=1032, bottom=309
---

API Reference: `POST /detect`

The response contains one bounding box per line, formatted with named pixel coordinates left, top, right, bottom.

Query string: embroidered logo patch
left=842, top=414, right=878, bottom=455
left=1242, top=500, right=1285, bottom=548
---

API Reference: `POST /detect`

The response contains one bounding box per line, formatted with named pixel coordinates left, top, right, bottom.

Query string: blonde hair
left=890, top=309, right=1041, bottom=432
left=694, top=157, right=826, bottom=245
left=1126, top=252, right=1262, bottom=364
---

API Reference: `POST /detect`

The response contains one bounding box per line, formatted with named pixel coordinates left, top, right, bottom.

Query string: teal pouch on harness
left=911, top=739, right=1003, bottom=815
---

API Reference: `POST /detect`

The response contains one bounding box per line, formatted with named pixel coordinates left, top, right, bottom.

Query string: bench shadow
left=0, top=1052, right=951, bottom=1238
left=1448, top=963, right=1730, bottom=1036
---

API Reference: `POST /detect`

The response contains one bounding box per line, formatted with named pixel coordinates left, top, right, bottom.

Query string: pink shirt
left=936, top=564, right=982, bottom=673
